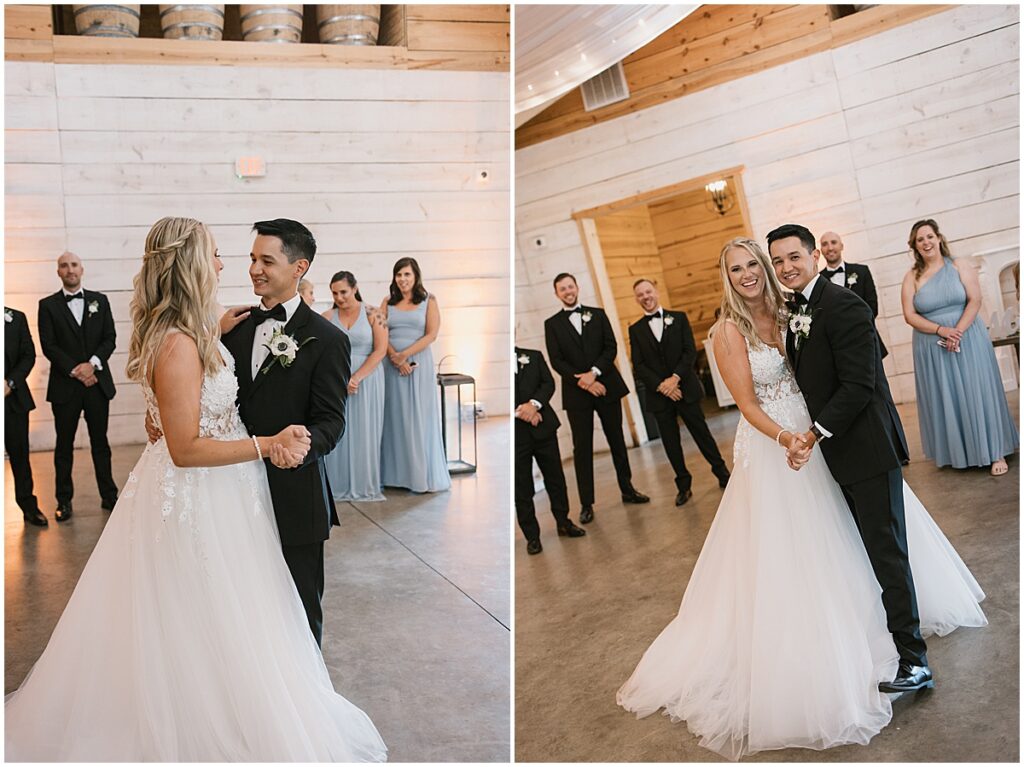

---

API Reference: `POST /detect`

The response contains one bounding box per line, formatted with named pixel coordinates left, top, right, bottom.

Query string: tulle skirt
left=5, top=439, right=387, bottom=762
left=617, top=394, right=985, bottom=760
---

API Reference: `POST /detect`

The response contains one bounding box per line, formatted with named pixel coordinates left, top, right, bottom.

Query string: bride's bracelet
left=775, top=428, right=790, bottom=446
left=252, top=435, right=263, bottom=461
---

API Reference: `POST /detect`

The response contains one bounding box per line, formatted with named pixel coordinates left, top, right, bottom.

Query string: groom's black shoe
left=675, top=489, right=693, bottom=506
left=23, top=509, right=48, bottom=527
left=579, top=505, right=594, bottom=524
left=55, top=502, right=73, bottom=522
left=557, top=520, right=586, bottom=538
left=717, top=471, right=731, bottom=489
left=101, top=494, right=118, bottom=511
left=879, top=663, right=933, bottom=693
left=621, top=487, right=650, bottom=504
left=526, top=539, right=543, bottom=555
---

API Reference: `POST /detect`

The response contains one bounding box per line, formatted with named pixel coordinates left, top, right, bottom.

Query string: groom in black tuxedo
left=768, top=223, right=931, bottom=694
left=221, top=219, right=351, bottom=646
left=37, top=251, right=119, bottom=521
left=628, top=279, right=730, bottom=506
left=544, top=273, right=648, bottom=524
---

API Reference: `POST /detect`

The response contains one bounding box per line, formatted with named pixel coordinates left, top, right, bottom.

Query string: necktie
left=64, top=292, right=84, bottom=302
left=251, top=304, right=287, bottom=325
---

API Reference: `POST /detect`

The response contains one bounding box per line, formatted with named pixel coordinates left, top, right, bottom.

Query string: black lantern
left=437, top=372, right=478, bottom=474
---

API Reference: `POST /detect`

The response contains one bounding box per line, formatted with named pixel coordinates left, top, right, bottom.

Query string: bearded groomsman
left=628, top=280, right=730, bottom=506
left=514, top=345, right=586, bottom=554
left=819, top=231, right=887, bottom=358
left=544, top=273, right=649, bottom=525
left=5, top=306, right=48, bottom=526
left=37, top=251, right=118, bottom=521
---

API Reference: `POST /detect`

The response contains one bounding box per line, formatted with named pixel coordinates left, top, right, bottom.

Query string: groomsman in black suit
left=544, top=273, right=648, bottom=524
left=37, top=252, right=118, bottom=521
left=515, top=345, right=586, bottom=555
left=5, top=306, right=48, bottom=526
left=819, top=230, right=887, bottom=358
left=628, top=280, right=730, bottom=506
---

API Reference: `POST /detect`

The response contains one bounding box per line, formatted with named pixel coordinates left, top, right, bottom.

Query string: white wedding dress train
left=5, top=343, right=387, bottom=762
left=617, top=336, right=985, bottom=761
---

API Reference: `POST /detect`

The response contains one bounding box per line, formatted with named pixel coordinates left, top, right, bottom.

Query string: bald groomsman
left=38, top=251, right=118, bottom=521
left=628, top=279, right=730, bottom=506
left=819, top=231, right=887, bottom=358
left=544, top=272, right=649, bottom=525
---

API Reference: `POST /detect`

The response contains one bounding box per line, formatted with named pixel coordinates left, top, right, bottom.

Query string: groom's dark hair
left=766, top=223, right=817, bottom=255
left=253, top=219, right=317, bottom=266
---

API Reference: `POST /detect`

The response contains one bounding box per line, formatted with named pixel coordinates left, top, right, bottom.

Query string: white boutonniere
left=788, top=306, right=816, bottom=350
left=262, top=327, right=316, bottom=375
left=663, top=315, right=674, bottom=327
left=846, top=272, right=858, bottom=286
left=4, top=310, right=12, bottom=323
left=87, top=300, right=99, bottom=315
left=581, top=311, right=592, bottom=324
left=517, top=353, right=530, bottom=367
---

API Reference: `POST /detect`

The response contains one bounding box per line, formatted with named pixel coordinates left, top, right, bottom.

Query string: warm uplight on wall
left=704, top=179, right=735, bottom=216
left=235, top=156, right=266, bottom=178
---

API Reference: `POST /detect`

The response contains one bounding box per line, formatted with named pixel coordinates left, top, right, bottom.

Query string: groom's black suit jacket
left=222, top=299, right=350, bottom=547
left=787, top=277, right=908, bottom=486
left=628, top=309, right=704, bottom=410
left=544, top=306, right=628, bottom=410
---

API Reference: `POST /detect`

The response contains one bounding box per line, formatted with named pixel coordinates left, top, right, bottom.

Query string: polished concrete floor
left=6, top=419, right=510, bottom=763
left=515, top=393, right=1019, bottom=762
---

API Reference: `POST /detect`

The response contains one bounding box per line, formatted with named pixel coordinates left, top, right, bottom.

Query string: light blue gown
left=380, top=297, right=451, bottom=493
left=911, top=258, right=1019, bottom=468
left=324, top=306, right=385, bottom=502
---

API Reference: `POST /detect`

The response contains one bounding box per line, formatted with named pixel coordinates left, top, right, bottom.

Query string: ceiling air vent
left=580, top=62, right=629, bottom=111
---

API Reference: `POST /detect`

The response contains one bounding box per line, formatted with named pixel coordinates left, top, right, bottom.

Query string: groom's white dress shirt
left=252, top=292, right=303, bottom=379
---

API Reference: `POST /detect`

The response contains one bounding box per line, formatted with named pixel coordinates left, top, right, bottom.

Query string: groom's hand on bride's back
left=145, top=410, right=163, bottom=444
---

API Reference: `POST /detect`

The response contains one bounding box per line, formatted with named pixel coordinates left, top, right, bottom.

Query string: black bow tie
left=646, top=312, right=663, bottom=323
left=251, top=304, right=287, bottom=325
left=64, top=292, right=84, bottom=302
left=565, top=306, right=583, bottom=315
left=824, top=267, right=844, bottom=276
left=789, top=292, right=809, bottom=308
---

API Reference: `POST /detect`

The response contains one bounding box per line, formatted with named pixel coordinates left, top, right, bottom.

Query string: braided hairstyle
left=126, top=217, right=222, bottom=384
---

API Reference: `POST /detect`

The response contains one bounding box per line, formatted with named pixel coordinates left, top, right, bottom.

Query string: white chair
left=703, top=336, right=735, bottom=408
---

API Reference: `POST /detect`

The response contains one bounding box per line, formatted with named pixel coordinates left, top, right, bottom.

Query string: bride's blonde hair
left=126, top=217, right=223, bottom=384
left=710, top=237, right=788, bottom=350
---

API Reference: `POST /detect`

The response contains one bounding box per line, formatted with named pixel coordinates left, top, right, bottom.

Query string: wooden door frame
left=571, top=166, right=753, bottom=445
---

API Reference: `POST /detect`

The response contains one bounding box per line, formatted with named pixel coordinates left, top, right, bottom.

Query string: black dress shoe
left=675, top=489, right=693, bottom=506
left=879, top=663, right=934, bottom=693
left=557, top=520, right=587, bottom=538
left=55, top=503, right=73, bottom=522
left=717, top=472, right=731, bottom=488
left=579, top=505, right=594, bottom=524
left=23, top=509, right=48, bottom=527
left=101, top=495, right=118, bottom=511
left=621, top=488, right=650, bottom=504
left=526, top=539, right=543, bottom=555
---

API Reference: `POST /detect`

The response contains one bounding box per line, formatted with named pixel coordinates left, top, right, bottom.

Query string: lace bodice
left=733, top=333, right=808, bottom=468
left=142, top=341, right=249, bottom=441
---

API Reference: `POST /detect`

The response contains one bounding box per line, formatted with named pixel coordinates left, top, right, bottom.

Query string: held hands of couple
left=269, top=425, right=311, bottom=469
left=781, top=429, right=816, bottom=471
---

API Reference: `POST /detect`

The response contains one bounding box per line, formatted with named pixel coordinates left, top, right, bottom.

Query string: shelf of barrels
left=5, top=4, right=510, bottom=70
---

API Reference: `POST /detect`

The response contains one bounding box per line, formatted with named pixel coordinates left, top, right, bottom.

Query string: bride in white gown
left=617, top=237, right=985, bottom=761
left=5, top=217, right=387, bottom=762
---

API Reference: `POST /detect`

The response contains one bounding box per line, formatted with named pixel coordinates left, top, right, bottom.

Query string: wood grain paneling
left=516, top=4, right=951, bottom=148
left=5, top=5, right=53, bottom=40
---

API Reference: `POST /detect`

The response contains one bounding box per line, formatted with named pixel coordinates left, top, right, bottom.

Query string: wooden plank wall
left=515, top=5, right=1020, bottom=421
left=649, top=186, right=749, bottom=343
left=6, top=61, right=510, bottom=449
left=516, top=4, right=949, bottom=148
left=593, top=206, right=666, bottom=347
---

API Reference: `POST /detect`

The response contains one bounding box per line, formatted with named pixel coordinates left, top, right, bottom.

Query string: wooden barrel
left=159, top=5, right=225, bottom=41
left=72, top=5, right=141, bottom=37
left=240, top=5, right=303, bottom=43
left=317, top=4, right=379, bottom=45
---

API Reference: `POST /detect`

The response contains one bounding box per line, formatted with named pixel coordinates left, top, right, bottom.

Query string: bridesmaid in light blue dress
left=322, top=271, right=388, bottom=501
left=901, top=219, right=1018, bottom=474
left=379, top=258, right=451, bottom=493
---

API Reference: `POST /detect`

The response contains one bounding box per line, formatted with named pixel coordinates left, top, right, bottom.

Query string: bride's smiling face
left=725, top=246, right=765, bottom=302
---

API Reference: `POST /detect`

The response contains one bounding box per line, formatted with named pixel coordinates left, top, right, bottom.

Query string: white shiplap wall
left=515, top=5, right=1020, bottom=457
left=6, top=63, right=510, bottom=449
